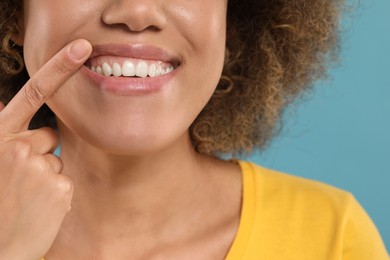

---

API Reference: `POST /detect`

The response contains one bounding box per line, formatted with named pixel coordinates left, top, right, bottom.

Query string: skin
left=0, top=0, right=243, bottom=259
left=0, top=40, right=91, bottom=260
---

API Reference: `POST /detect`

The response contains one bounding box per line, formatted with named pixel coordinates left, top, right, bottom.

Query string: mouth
left=85, top=56, right=178, bottom=78
left=84, top=44, right=181, bottom=78
left=81, top=44, right=181, bottom=95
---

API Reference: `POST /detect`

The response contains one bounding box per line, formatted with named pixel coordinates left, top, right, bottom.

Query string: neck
left=63, top=127, right=210, bottom=218
left=53, top=123, right=220, bottom=246
left=46, top=124, right=242, bottom=259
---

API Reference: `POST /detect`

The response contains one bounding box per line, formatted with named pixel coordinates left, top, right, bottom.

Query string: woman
left=0, top=0, right=388, bottom=259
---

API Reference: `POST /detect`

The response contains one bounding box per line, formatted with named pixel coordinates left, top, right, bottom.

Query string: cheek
left=22, top=0, right=98, bottom=75
left=23, top=2, right=62, bottom=72
left=169, top=0, right=227, bottom=63
left=169, top=0, right=227, bottom=103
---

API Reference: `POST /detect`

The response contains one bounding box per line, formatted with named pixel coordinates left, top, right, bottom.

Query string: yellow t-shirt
left=225, top=161, right=389, bottom=259
left=42, top=160, right=389, bottom=259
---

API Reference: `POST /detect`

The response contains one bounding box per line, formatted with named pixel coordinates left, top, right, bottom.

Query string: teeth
left=148, top=64, right=157, bottom=77
left=122, top=61, right=135, bottom=76
left=102, top=62, right=112, bottom=76
left=91, top=60, right=174, bottom=78
left=136, top=61, right=148, bottom=78
left=112, top=63, right=122, bottom=77
left=166, top=66, right=174, bottom=73
left=155, top=66, right=162, bottom=77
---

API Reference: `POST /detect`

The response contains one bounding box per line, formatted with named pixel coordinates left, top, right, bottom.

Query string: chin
left=57, top=117, right=186, bottom=156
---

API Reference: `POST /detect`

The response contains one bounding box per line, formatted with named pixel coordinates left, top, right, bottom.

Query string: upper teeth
left=90, top=60, right=174, bottom=78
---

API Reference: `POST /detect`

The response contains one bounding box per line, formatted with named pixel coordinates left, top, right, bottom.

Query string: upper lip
left=88, top=44, right=181, bottom=67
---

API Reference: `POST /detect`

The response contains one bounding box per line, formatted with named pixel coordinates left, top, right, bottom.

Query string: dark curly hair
left=0, top=0, right=344, bottom=157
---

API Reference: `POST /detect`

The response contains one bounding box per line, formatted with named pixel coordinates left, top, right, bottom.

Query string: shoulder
left=238, top=160, right=353, bottom=210
left=235, top=160, right=389, bottom=259
left=236, top=160, right=355, bottom=236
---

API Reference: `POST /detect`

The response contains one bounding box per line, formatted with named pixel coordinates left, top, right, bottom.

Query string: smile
left=80, top=44, right=181, bottom=95
left=86, top=56, right=176, bottom=78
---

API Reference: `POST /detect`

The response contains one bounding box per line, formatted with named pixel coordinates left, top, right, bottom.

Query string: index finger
left=0, top=39, right=92, bottom=132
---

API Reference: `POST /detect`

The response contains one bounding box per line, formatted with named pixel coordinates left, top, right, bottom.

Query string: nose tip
left=102, top=1, right=167, bottom=32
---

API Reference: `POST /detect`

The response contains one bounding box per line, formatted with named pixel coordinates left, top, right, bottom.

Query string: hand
left=0, top=39, right=92, bottom=260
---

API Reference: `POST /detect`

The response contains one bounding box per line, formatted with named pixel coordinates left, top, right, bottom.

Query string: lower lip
left=80, top=66, right=177, bottom=95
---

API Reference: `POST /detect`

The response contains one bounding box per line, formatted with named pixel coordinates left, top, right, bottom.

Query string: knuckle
left=37, top=127, right=59, bottom=143
left=52, top=57, right=73, bottom=75
left=10, top=140, right=32, bottom=159
left=40, top=126, right=57, bottom=136
left=56, top=175, right=73, bottom=195
left=48, top=154, right=63, bottom=173
left=45, top=127, right=59, bottom=141
left=56, top=158, right=64, bottom=173
left=24, top=78, right=47, bottom=107
left=32, top=157, right=51, bottom=173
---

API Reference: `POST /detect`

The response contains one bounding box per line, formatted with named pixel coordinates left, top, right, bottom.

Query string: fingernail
left=69, top=40, right=91, bottom=61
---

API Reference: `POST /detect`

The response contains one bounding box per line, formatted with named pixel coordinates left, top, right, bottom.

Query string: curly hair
left=0, top=0, right=344, bottom=157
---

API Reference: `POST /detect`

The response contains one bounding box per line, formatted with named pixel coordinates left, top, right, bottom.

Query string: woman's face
left=20, top=0, right=227, bottom=155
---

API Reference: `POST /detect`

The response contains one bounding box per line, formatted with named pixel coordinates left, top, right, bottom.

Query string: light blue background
left=247, top=0, right=389, bottom=251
